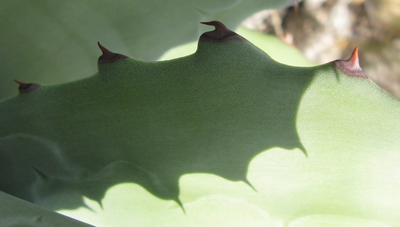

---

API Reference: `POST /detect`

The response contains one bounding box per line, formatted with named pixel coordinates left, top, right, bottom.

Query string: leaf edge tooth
left=14, top=80, right=41, bottom=93
left=97, top=42, right=129, bottom=65
left=199, top=21, right=245, bottom=42
left=331, top=47, right=368, bottom=79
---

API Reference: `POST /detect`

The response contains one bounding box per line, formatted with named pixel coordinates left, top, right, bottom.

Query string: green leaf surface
left=1, top=22, right=399, bottom=227
left=0, top=190, right=92, bottom=227
left=0, top=0, right=291, bottom=100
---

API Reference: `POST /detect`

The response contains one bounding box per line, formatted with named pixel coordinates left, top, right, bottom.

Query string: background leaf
left=0, top=191, right=92, bottom=227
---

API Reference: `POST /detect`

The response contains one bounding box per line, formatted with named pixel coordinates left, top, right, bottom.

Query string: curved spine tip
left=332, top=47, right=368, bottom=79
left=199, top=21, right=241, bottom=42
left=200, top=21, right=228, bottom=29
left=97, top=42, right=114, bottom=57
left=14, top=80, right=40, bottom=93
left=349, top=46, right=360, bottom=68
left=97, top=42, right=129, bottom=64
left=200, top=21, right=229, bottom=34
left=14, top=79, right=27, bottom=87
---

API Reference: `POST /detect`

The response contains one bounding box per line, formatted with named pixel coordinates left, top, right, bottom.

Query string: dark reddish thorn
left=98, top=42, right=115, bottom=57
left=14, top=80, right=40, bottom=93
left=332, top=47, right=368, bottom=79
left=14, top=80, right=28, bottom=88
left=200, top=21, right=229, bottom=31
left=199, top=21, right=244, bottom=42
left=97, top=42, right=129, bottom=64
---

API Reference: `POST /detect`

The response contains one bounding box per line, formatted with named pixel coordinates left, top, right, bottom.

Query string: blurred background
left=242, top=0, right=400, bottom=97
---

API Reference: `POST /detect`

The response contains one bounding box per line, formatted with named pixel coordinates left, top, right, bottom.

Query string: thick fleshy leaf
left=1, top=21, right=399, bottom=227
left=0, top=0, right=292, bottom=100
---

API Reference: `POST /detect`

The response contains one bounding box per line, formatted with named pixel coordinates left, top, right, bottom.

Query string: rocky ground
left=243, top=0, right=400, bottom=97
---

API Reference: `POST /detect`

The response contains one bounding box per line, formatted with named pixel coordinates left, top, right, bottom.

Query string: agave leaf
left=0, top=0, right=292, bottom=100
left=1, top=21, right=399, bottom=226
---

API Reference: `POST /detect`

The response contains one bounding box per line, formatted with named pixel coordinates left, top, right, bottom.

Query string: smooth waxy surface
left=1, top=22, right=399, bottom=226
left=0, top=0, right=293, bottom=100
left=0, top=191, right=92, bottom=227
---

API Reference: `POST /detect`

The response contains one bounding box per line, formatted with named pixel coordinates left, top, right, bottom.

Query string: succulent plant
left=0, top=0, right=295, bottom=101
left=1, top=19, right=399, bottom=226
